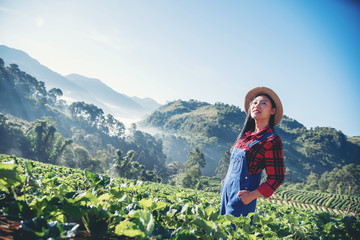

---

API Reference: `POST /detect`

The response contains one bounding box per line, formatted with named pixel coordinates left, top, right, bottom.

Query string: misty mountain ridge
left=0, top=45, right=160, bottom=119
left=65, top=73, right=160, bottom=118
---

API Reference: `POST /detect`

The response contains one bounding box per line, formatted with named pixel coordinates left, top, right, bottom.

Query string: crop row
left=275, top=189, right=360, bottom=213
left=1, top=154, right=360, bottom=239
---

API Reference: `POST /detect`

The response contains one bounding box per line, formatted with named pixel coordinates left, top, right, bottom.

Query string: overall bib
left=220, top=132, right=273, bottom=217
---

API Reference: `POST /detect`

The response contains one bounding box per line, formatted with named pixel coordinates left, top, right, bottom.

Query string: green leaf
left=84, top=169, right=100, bottom=185
left=204, top=206, right=218, bottom=221
left=58, top=184, right=74, bottom=196
left=140, top=210, right=155, bottom=235
left=98, top=193, right=112, bottom=202
left=115, top=220, right=145, bottom=238
left=21, top=217, right=79, bottom=239
left=192, top=218, right=213, bottom=235
left=138, top=198, right=167, bottom=212
left=170, top=227, right=197, bottom=240
left=194, top=205, right=205, bottom=219
left=0, top=162, right=21, bottom=187
left=24, top=161, right=33, bottom=177
left=138, top=198, right=153, bottom=209
left=166, top=208, right=178, bottom=218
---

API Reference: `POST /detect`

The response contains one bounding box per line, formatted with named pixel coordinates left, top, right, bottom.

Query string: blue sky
left=0, top=0, right=359, bottom=136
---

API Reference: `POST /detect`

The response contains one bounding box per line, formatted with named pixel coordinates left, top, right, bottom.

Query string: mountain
left=65, top=74, right=160, bottom=117
left=0, top=45, right=160, bottom=118
left=0, top=60, right=167, bottom=173
left=139, top=100, right=360, bottom=179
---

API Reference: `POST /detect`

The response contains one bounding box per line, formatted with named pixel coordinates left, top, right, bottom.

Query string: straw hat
left=244, top=86, right=283, bottom=126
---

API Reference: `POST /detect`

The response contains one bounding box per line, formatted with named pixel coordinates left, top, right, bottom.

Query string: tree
left=125, top=129, right=166, bottom=171
left=174, top=147, right=206, bottom=188
left=108, top=149, right=136, bottom=178
left=73, top=146, right=92, bottom=169
left=26, top=118, right=72, bottom=163
left=103, top=114, right=125, bottom=138
left=304, top=172, right=319, bottom=191
left=318, top=164, right=360, bottom=195
left=174, top=164, right=201, bottom=188
left=107, top=149, right=161, bottom=182
left=47, top=88, right=63, bottom=106
left=166, top=161, right=185, bottom=176
left=0, top=113, right=32, bottom=157
left=186, top=147, right=206, bottom=168
left=215, top=150, right=231, bottom=179
left=69, top=102, right=125, bottom=139
left=69, top=101, right=105, bottom=130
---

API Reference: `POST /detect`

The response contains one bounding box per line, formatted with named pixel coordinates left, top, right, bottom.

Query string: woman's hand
left=237, top=189, right=262, bottom=205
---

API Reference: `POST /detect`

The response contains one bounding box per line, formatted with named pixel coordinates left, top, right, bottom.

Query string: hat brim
left=244, top=86, right=283, bottom=126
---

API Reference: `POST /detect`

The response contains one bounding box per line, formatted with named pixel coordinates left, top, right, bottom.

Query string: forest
left=0, top=58, right=165, bottom=183
left=0, top=57, right=360, bottom=195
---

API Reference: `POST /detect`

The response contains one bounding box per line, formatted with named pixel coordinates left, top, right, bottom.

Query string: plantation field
left=272, top=189, right=360, bottom=215
left=1, top=154, right=359, bottom=239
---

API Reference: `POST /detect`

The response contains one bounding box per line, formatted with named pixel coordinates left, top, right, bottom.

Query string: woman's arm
left=257, top=136, right=285, bottom=198
left=237, top=137, right=284, bottom=205
left=237, top=189, right=263, bottom=205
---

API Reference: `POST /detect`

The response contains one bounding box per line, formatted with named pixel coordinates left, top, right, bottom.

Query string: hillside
left=139, top=100, right=360, bottom=180
left=0, top=45, right=160, bottom=118
left=0, top=58, right=166, bottom=177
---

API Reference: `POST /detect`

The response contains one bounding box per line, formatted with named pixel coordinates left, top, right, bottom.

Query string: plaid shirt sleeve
left=257, top=136, right=285, bottom=198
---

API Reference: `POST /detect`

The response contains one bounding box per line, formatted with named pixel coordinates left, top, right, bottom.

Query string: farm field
left=1, top=154, right=359, bottom=239
left=269, top=189, right=360, bottom=216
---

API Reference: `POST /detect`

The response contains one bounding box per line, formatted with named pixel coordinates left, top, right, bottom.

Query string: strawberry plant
left=1, top=154, right=359, bottom=239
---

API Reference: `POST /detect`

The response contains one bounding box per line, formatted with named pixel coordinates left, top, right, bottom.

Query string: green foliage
left=0, top=113, right=32, bottom=157
left=276, top=188, right=360, bottom=212
left=300, top=163, right=360, bottom=196
left=20, top=217, right=79, bottom=239
left=47, top=88, right=63, bottom=106
left=139, top=100, right=242, bottom=176
left=348, top=136, right=360, bottom=146
left=186, top=147, right=206, bottom=168
left=69, top=101, right=125, bottom=138
left=125, top=127, right=167, bottom=171
left=173, top=148, right=206, bottom=189
left=0, top=61, right=167, bottom=179
left=108, top=149, right=135, bottom=177
left=107, top=149, right=161, bottom=182
left=0, top=60, right=51, bottom=120
left=1, top=154, right=359, bottom=239
left=318, top=164, right=360, bottom=195
left=174, top=164, right=202, bottom=189
left=215, top=150, right=231, bottom=179
left=26, top=118, right=72, bottom=164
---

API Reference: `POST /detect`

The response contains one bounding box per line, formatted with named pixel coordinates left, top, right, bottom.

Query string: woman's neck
left=253, top=122, right=269, bottom=134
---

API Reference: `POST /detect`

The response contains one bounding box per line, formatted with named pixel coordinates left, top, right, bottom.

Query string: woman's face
left=250, top=95, right=276, bottom=123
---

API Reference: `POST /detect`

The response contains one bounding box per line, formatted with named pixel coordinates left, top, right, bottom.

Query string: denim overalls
left=220, top=132, right=274, bottom=217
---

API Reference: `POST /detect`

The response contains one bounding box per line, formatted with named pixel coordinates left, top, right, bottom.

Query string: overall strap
left=247, top=132, right=274, bottom=148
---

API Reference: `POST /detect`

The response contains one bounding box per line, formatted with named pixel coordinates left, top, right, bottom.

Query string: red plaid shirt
left=234, top=126, right=285, bottom=198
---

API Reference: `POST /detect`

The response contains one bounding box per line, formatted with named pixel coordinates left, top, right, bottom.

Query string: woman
left=220, top=86, right=285, bottom=217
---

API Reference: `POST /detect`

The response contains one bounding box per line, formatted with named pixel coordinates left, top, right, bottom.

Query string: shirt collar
left=245, top=126, right=273, bottom=139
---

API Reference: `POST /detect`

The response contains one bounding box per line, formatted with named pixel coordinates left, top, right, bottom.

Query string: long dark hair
left=231, top=93, right=276, bottom=150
